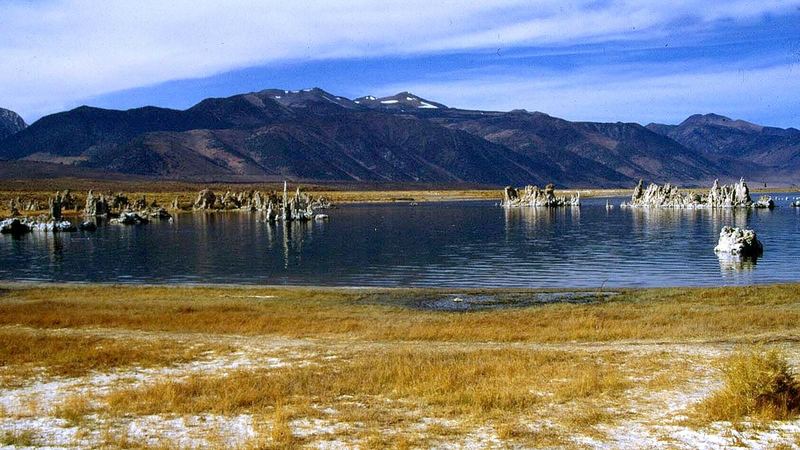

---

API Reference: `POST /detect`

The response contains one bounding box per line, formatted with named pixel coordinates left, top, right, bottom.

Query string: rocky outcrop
left=110, top=212, right=149, bottom=225
left=84, top=190, right=110, bottom=216
left=624, top=180, right=696, bottom=208
left=9, top=198, right=43, bottom=212
left=49, top=193, right=63, bottom=219
left=79, top=221, right=97, bottom=231
left=30, top=220, right=77, bottom=232
left=792, top=199, right=800, bottom=208
left=36, top=190, right=79, bottom=220
left=193, top=189, right=217, bottom=210
left=279, top=183, right=316, bottom=222
left=112, top=193, right=129, bottom=210
left=142, top=207, right=172, bottom=220
left=190, top=182, right=326, bottom=223
left=753, top=196, right=775, bottom=209
left=622, top=178, right=766, bottom=209
left=0, top=218, right=30, bottom=234
left=25, top=199, right=42, bottom=211
left=63, top=190, right=76, bottom=210
left=203, top=190, right=276, bottom=211
left=132, top=196, right=149, bottom=210
left=312, top=196, right=332, bottom=210
left=714, top=226, right=763, bottom=257
left=707, top=179, right=751, bottom=207
left=502, top=183, right=580, bottom=207
left=1, top=217, right=77, bottom=233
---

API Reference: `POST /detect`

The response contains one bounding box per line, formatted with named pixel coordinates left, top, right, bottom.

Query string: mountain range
left=0, top=88, right=797, bottom=187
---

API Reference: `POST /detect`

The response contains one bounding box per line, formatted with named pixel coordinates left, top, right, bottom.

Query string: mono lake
left=1, top=197, right=799, bottom=287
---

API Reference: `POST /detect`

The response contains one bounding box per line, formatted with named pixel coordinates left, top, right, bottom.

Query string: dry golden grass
left=51, top=394, right=95, bottom=426
left=269, top=406, right=298, bottom=448
left=0, top=284, right=799, bottom=344
left=695, top=347, right=800, bottom=424
left=0, top=429, right=36, bottom=446
left=553, top=363, right=632, bottom=402
left=0, top=327, right=227, bottom=386
left=95, top=346, right=662, bottom=446
left=1, top=283, right=800, bottom=447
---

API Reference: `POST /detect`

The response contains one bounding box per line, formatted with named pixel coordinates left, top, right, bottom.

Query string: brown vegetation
left=696, top=347, right=800, bottom=423
left=0, top=327, right=227, bottom=386
left=104, top=348, right=635, bottom=416
left=97, top=346, right=659, bottom=447
left=0, top=284, right=798, bottom=343
left=0, top=283, right=799, bottom=447
left=0, top=429, right=36, bottom=446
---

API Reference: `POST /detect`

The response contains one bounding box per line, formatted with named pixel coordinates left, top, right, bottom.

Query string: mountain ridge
left=646, top=113, right=800, bottom=178
left=1, top=92, right=797, bottom=186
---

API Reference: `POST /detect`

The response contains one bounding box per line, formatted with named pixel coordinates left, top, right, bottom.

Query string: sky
left=2, top=1, right=800, bottom=127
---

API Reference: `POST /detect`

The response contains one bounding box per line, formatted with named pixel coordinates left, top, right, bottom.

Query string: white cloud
left=373, top=63, right=800, bottom=127
left=1, top=0, right=798, bottom=119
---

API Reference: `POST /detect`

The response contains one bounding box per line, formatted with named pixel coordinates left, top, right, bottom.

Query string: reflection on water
left=504, top=207, right=580, bottom=235
left=718, top=254, right=758, bottom=276
left=628, top=207, right=752, bottom=233
left=281, top=220, right=314, bottom=269
left=1, top=196, right=799, bottom=288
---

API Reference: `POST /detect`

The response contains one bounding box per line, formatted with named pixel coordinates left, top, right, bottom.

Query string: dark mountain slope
left=87, top=108, right=554, bottom=184
left=2, top=89, right=790, bottom=185
left=1, top=106, right=204, bottom=161
left=422, top=110, right=724, bottom=185
left=0, top=92, right=297, bottom=162
left=0, top=108, right=27, bottom=140
left=646, top=114, right=800, bottom=177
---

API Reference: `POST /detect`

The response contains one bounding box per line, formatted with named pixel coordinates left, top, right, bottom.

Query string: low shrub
left=697, top=347, right=800, bottom=423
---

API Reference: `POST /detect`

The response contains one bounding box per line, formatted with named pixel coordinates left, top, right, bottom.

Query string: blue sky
left=2, top=1, right=800, bottom=127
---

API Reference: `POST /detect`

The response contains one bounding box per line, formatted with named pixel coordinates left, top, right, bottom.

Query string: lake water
left=2, top=196, right=799, bottom=287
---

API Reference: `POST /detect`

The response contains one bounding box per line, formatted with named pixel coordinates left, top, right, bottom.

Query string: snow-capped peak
left=355, top=92, right=447, bottom=110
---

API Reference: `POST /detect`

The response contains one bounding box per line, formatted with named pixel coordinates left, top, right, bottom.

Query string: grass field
left=1, top=283, right=800, bottom=448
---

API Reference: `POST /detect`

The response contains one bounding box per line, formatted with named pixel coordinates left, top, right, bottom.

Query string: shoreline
left=0, top=187, right=602, bottom=217
left=1, top=280, right=797, bottom=291
left=2, top=172, right=799, bottom=217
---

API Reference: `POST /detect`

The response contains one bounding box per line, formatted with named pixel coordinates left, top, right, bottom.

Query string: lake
left=2, top=196, right=799, bottom=287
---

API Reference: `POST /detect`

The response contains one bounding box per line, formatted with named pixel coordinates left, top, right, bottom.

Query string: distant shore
left=1, top=177, right=797, bottom=216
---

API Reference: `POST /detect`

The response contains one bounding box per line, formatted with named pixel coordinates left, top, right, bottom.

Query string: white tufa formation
left=192, top=182, right=330, bottom=223
left=0, top=217, right=77, bottom=234
left=502, top=183, right=580, bottom=207
left=621, top=178, right=774, bottom=209
left=714, top=226, right=763, bottom=257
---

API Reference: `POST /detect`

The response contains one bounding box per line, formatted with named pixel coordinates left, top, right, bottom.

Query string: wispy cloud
left=1, top=0, right=798, bottom=120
